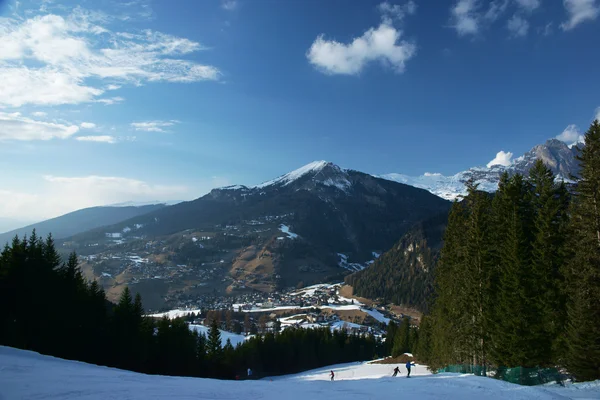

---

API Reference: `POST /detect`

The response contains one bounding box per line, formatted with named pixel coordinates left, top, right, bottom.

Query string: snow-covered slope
left=2, top=346, right=598, bottom=400
left=382, top=139, right=581, bottom=200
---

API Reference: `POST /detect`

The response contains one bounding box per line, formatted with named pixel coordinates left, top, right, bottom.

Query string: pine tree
left=489, top=173, right=537, bottom=367
left=564, top=120, right=600, bottom=381
left=207, top=318, right=223, bottom=359
left=528, top=160, right=570, bottom=365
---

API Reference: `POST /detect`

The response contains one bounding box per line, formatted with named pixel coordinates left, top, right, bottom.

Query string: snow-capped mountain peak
left=381, top=138, right=582, bottom=200
left=254, top=161, right=351, bottom=191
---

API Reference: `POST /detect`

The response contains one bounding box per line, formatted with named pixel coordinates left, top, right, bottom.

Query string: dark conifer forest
left=0, top=235, right=381, bottom=380
left=415, top=121, right=600, bottom=382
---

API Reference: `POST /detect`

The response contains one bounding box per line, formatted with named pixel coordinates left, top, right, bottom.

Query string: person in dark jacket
left=392, top=366, right=400, bottom=377
left=330, top=370, right=335, bottom=381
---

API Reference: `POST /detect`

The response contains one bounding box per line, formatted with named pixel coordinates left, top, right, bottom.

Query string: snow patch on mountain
left=279, top=224, right=299, bottom=239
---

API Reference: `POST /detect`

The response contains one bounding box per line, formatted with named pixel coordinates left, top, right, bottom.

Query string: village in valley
left=147, top=283, right=418, bottom=345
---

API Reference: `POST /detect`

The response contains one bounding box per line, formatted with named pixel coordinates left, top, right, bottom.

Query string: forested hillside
left=415, top=121, right=600, bottom=382
left=345, top=212, right=448, bottom=311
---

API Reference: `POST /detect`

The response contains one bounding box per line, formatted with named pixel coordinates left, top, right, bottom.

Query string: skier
left=392, top=366, right=400, bottom=377
left=247, top=368, right=253, bottom=378
left=405, top=361, right=415, bottom=378
left=330, top=370, right=335, bottom=381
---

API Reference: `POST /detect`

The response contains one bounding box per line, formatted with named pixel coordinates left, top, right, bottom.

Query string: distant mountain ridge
left=381, top=139, right=582, bottom=200
left=0, top=204, right=167, bottom=246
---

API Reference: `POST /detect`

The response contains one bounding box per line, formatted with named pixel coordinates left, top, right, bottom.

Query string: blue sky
left=0, top=0, right=599, bottom=223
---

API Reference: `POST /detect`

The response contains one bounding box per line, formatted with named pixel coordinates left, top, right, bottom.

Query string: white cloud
left=450, top=0, right=480, bottom=36
left=0, top=175, right=189, bottom=221
left=507, top=14, right=530, bottom=36
left=595, top=106, right=600, bottom=122
left=80, top=122, right=96, bottom=129
left=306, top=2, right=417, bottom=76
left=0, top=9, right=221, bottom=107
left=75, top=135, right=116, bottom=143
left=131, top=120, right=178, bottom=132
left=307, top=27, right=416, bottom=76
left=487, top=150, right=514, bottom=168
left=0, top=112, right=79, bottom=141
left=561, top=0, right=600, bottom=30
left=221, top=0, right=238, bottom=11
left=515, top=0, right=541, bottom=12
left=556, top=124, right=584, bottom=144
left=31, top=111, right=47, bottom=117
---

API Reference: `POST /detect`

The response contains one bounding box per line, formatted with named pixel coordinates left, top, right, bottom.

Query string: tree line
left=415, top=121, right=600, bottom=382
left=0, top=234, right=382, bottom=379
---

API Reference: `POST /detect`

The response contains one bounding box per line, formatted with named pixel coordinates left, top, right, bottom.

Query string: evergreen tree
left=207, top=318, right=223, bottom=360
left=528, top=160, right=570, bottom=365
left=564, top=120, right=600, bottom=381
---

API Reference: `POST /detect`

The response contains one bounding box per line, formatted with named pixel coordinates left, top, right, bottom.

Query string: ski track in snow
left=1, top=346, right=598, bottom=400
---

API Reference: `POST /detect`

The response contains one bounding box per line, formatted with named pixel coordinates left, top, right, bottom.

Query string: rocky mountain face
left=382, top=139, right=582, bottom=200
left=62, top=161, right=450, bottom=307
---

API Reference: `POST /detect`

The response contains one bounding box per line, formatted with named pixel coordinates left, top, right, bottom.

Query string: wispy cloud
left=306, top=2, right=417, bottom=76
left=561, top=0, right=600, bottom=30
left=0, top=112, right=79, bottom=141
left=80, top=122, right=97, bottom=129
left=31, top=111, right=48, bottom=117
left=556, top=124, right=584, bottom=144
left=484, top=0, right=509, bottom=22
left=515, top=0, right=541, bottom=12
left=450, top=0, right=481, bottom=36
left=539, top=22, right=553, bottom=35
left=487, top=150, right=513, bottom=168
left=131, top=120, right=179, bottom=132
left=96, top=97, right=125, bottom=105
left=0, top=7, right=221, bottom=108
left=221, top=0, right=238, bottom=11
left=377, top=1, right=416, bottom=24
left=75, top=135, right=116, bottom=144
left=507, top=14, right=530, bottom=37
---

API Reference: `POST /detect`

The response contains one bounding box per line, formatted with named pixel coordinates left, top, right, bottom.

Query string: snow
left=362, top=308, right=391, bottom=324
left=105, top=232, right=122, bottom=238
left=279, top=224, right=298, bottom=239
left=122, top=226, right=131, bottom=233
left=107, top=200, right=183, bottom=207
left=149, top=309, right=202, bottom=319
left=255, top=161, right=330, bottom=188
left=337, top=253, right=366, bottom=271
left=189, top=325, right=247, bottom=348
left=2, top=346, right=598, bottom=400
left=218, top=185, right=248, bottom=190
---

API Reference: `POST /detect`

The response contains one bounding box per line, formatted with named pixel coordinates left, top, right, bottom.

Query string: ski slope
left=1, top=346, right=599, bottom=400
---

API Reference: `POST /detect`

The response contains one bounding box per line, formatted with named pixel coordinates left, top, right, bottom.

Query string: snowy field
left=2, top=346, right=599, bottom=400
left=189, top=324, right=247, bottom=347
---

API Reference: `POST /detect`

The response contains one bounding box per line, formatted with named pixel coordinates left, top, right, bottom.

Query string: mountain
left=0, top=204, right=167, bottom=246
left=345, top=212, right=448, bottom=312
left=382, top=139, right=582, bottom=200
left=62, top=161, right=451, bottom=308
